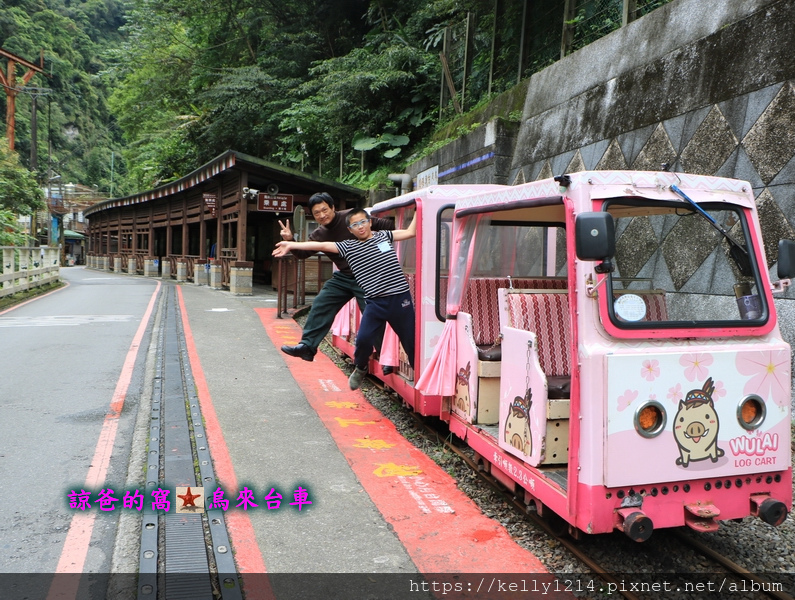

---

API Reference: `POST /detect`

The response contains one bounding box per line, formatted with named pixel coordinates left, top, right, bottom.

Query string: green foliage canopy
left=104, top=0, right=493, bottom=190
left=0, top=138, right=44, bottom=215
left=8, top=0, right=617, bottom=196
left=1, top=0, right=127, bottom=196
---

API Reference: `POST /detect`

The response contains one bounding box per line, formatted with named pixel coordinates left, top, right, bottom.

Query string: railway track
left=364, top=373, right=795, bottom=600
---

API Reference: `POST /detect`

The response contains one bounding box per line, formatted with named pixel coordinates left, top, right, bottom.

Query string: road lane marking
left=0, top=315, right=133, bottom=327
left=47, top=282, right=161, bottom=600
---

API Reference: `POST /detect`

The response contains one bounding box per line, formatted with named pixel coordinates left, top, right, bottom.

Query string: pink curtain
left=331, top=298, right=355, bottom=337
left=380, top=206, right=415, bottom=367
left=416, top=215, right=482, bottom=395
left=380, top=324, right=399, bottom=366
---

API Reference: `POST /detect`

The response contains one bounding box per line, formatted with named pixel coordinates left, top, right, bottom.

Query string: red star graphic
left=177, top=487, right=201, bottom=508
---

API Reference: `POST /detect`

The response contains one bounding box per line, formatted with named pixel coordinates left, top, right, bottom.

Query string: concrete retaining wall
left=406, top=0, right=795, bottom=399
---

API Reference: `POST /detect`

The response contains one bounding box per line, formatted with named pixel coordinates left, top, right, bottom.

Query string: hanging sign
left=257, top=193, right=294, bottom=213
left=203, top=193, right=217, bottom=217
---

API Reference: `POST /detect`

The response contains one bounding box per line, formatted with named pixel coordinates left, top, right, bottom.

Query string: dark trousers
left=354, top=291, right=415, bottom=372
left=301, top=271, right=384, bottom=353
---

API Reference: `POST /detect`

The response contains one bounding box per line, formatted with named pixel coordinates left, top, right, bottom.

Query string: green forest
left=1, top=0, right=669, bottom=228
left=1, top=0, right=517, bottom=200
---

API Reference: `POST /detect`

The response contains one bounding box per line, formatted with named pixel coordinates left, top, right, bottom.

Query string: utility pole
left=24, top=87, right=52, bottom=243
left=0, top=48, right=46, bottom=150
left=26, top=87, right=51, bottom=170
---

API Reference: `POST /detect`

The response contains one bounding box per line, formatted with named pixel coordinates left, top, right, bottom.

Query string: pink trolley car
left=330, top=171, right=793, bottom=540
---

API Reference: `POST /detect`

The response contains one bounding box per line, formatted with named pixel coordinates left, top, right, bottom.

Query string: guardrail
left=1, top=246, right=61, bottom=299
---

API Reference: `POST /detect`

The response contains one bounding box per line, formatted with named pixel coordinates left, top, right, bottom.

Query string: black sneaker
left=348, top=367, right=367, bottom=390
left=281, top=343, right=317, bottom=361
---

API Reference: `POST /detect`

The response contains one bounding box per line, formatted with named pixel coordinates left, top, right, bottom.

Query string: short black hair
left=308, top=192, right=334, bottom=211
left=346, top=209, right=368, bottom=226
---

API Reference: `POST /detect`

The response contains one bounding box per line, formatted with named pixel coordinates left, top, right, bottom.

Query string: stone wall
left=406, top=0, right=795, bottom=400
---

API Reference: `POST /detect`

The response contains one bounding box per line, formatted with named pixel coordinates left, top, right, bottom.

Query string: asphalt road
left=0, top=267, right=158, bottom=593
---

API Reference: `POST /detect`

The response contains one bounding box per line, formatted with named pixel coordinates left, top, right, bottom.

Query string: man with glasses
left=274, top=208, right=417, bottom=390
left=277, top=192, right=394, bottom=364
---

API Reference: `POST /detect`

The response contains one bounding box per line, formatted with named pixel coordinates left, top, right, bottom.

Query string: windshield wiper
left=670, top=184, right=753, bottom=276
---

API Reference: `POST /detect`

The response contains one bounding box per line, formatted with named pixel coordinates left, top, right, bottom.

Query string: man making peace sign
left=274, top=208, right=416, bottom=390
left=277, top=192, right=394, bottom=363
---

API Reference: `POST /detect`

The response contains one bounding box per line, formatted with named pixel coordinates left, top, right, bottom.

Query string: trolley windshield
left=602, top=198, right=768, bottom=329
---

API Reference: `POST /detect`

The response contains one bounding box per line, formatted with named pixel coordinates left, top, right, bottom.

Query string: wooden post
left=165, top=207, right=173, bottom=259
left=216, top=182, right=223, bottom=263
left=560, top=0, right=577, bottom=60
left=199, top=202, right=206, bottom=259
left=463, top=12, right=475, bottom=110
left=516, top=0, right=528, bottom=84
left=440, top=52, right=462, bottom=114
left=0, top=49, right=46, bottom=150
left=237, top=173, right=248, bottom=262
left=131, top=207, right=138, bottom=254
left=488, top=0, right=500, bottom=96
left=237, top=189, right=248, bottom=262
left=181, top=196, right=188, bottom=257
left=623, top=0, right=638, bottom=26
left=439, top=26, right=451, bottom=120
left=148, top=204, right=154, bottom=259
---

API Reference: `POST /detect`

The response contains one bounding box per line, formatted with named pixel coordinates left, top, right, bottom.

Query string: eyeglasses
left=348, top=218, right=370, bottom=229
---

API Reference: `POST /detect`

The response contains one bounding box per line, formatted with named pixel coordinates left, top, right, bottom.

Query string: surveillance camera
left=242, top=187, right=259, bottom=200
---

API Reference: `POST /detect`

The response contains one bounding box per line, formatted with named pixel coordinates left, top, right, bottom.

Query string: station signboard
left=257, top=193, right=294, bottom=213
left=203, top=193, right=217, bottom=217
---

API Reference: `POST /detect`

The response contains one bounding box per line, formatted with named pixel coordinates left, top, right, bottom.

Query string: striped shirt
left=335, top=230, right=410, bottom=298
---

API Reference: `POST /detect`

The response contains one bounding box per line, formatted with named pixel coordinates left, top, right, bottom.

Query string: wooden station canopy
left=83, top=150, right=365, bottom=285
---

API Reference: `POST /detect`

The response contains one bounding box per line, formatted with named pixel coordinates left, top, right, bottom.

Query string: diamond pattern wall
left=525, top=78, right=795, bottom=294
left=743, top=81, right=795, bottom=184
left=679, top=106, right=738, bottom=175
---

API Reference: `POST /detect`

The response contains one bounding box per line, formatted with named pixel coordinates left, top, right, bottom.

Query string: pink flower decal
left=736, top=349, right=790, bottom=406
left=679, top=353, right=713, bottom=382
left=617, top=389, right=638, bottom=412
left=641, top=359, right=660, bottom=381
left=712, top=380, right=727, bottom=399
left=667, top=383, right=683, bottom=404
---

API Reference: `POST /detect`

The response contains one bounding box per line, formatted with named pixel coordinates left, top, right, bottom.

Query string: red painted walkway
left=255, top=308, right=554, bottom=575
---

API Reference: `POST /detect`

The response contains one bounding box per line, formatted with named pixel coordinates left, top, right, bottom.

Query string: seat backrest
left=452, top=277, right=567, bottom=346
left=504, top=291, right=571, bottom=376
left=643, top=292, right=668, bottom=321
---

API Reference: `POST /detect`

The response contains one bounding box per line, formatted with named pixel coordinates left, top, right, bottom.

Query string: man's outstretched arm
left=272, top=240, right=339, bottom=257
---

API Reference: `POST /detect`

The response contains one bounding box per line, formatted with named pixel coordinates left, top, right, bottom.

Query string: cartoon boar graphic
left=455, top=361, right=471, bottom=414
left=504, top=389, right=533, bottom=457
left=673, top=377, right=724, bottom=467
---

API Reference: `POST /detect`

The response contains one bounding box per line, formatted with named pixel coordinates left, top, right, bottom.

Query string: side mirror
left=576, top=212, right=615, bottom=273
left=778, top=239, right=795, bottom=279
